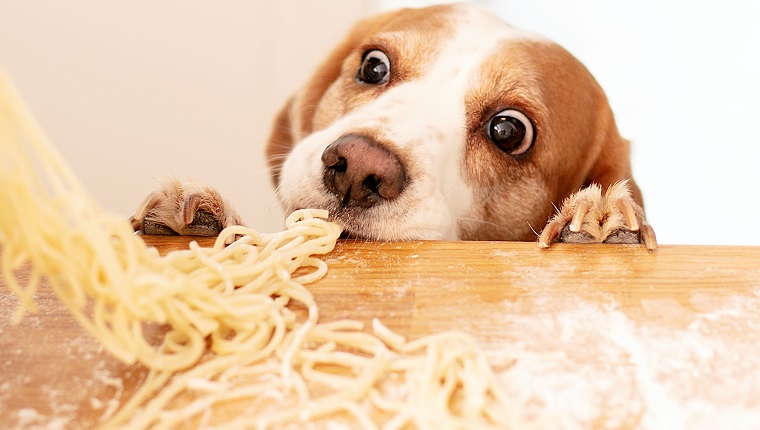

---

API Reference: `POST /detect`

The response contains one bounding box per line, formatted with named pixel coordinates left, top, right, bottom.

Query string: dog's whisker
left=528, top=222, right=541, bottom=239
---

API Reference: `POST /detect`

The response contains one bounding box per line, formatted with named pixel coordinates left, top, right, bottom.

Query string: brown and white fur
left=131, top=3, right=656, bottom=249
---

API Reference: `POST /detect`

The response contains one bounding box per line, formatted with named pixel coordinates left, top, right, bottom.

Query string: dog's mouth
left=332, top=212, right=372, bottom=241
left=330, top=216, right=372, bottom=241
left=291, top=204, right=372, bottom=240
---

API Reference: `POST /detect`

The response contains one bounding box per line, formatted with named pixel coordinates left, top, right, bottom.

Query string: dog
left=130, top=3, right=656, bottom=249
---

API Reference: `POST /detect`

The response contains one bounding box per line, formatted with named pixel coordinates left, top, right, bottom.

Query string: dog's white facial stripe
left=278, top=5, right=545, bottom=240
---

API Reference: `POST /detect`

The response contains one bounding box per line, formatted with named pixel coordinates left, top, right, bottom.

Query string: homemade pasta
left=0, top=70, right=528, bottom=429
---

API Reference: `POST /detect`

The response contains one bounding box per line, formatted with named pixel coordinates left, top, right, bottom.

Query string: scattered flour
left=0, top=285, right=129, bottom=430
left=14, top=408, right=70, bottom=430
left=496, top=288, right=760, bottom=430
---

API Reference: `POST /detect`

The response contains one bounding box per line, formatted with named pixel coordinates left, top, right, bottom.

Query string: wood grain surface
left=2, top=238, right=760, bottom=429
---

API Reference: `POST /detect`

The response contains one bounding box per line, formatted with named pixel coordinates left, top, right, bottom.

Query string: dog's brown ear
left=266, top=96, right=296, bottom=187
left=584, top=117, right=645, bottom=208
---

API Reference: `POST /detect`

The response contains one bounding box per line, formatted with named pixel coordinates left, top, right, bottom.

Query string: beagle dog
left=131, top=3, right=656, bottom=249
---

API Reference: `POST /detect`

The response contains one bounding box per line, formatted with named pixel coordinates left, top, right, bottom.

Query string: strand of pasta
left=0, top=69, right=532, bottom=429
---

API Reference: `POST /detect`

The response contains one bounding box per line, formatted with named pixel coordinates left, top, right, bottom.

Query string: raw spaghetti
left=0, top=70, right=529, bottom=429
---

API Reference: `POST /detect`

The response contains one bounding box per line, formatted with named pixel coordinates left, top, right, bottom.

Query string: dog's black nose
left=321, top=134, right=407, bottom=208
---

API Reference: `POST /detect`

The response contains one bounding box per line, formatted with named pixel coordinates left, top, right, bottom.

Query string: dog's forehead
left=380, top=4, right=538, bottom=39
left=452, top=4, right=540, bottom=42
left=367, top=5, right=550, bottom=97
left=452, top=9, right=544, bottom=80
left=358, top=5, right=545, bottom=71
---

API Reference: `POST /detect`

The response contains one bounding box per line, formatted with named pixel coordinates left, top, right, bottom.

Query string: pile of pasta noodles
left=0, top=71, right=528, bottom=429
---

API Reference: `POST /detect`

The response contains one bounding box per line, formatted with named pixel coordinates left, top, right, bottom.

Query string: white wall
left=0, top=0, right=374, bottom=234
left=2, top=0, right=758, bottom=245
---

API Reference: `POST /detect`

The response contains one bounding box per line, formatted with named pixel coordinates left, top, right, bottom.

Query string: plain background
left=1, top=0, right=758, bottom=245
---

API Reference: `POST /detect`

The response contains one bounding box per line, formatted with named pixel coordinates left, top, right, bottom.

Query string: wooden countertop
left=2, top=238, right=760, bottom=429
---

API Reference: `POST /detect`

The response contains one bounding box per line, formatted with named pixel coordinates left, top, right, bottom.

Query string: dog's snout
left=321, top=134, right=407, bottom=208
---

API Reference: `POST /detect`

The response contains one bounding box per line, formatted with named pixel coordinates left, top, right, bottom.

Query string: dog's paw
left=538, top=181, right=657, bottom=250
left=130, top=178, right=243, bottom=237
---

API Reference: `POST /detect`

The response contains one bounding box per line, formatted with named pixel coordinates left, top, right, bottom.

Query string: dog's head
left=267, top=4, right=639, bottom=241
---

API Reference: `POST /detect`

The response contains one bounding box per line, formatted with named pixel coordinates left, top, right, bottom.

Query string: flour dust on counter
left=496, top=287, right=760, bottom=429
left=0, top=283, right=138, bottom=430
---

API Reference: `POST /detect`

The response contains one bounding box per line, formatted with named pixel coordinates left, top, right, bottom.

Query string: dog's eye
left=486, top=109, right=534, bottom=155
left=357, top=50, right=391, bottom=85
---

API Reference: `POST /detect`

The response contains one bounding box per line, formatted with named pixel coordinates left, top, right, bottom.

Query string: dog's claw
left=617, top=197, right=640, bottom=232
left=183, top=193, right=203, bottom=225
left=538, top=220, right=560, bottom=248
left=640, top=224, right=658, bottom=251
left=569, top=200, right=589, bottom=232
left=538, top=181, right=656, bottom=250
